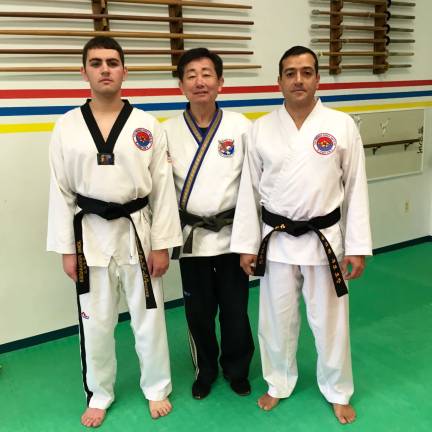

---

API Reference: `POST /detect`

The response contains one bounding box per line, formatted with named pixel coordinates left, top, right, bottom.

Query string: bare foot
left=81, top=407, right=106, bottom=428
left=333, top=403, right=356, bottom=424
left=257, top=393, right=280, bottom=411
left=149, top=398, right=172, bottom=419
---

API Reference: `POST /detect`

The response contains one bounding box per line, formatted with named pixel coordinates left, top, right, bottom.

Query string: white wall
left=1, top=0, right=431, bottom=345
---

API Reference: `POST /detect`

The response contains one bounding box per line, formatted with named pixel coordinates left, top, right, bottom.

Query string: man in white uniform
left=231, top=46, right=372, bottom=424
left=47, top=36, right=182, bottom=427
left=164, top=48, right=254, bottom=399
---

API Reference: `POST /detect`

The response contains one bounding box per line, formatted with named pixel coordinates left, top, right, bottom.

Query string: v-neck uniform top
left=47, top=103, right=182, bottom=266
left=164, top=109, right=251, bottom=257
left=231, top=100, right=372, bottom=265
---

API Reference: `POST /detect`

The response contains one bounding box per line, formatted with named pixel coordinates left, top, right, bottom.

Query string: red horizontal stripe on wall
left=0, top=89, right=91, bottom=99
left=1, top=80, right=431, bottom=99
left=0, top=88, right=183, bottom=99
left=221, top=81, right=432, bottom=93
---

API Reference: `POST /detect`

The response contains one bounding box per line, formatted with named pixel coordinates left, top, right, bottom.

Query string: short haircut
left=177, top=48, right=223, bottom=80
left=82, top=36, right=125, bottom=67
left=278, top=46, right=319, bottom=76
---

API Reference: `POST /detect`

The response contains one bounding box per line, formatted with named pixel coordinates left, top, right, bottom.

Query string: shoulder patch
left=133, top=128, right=153, bottom=151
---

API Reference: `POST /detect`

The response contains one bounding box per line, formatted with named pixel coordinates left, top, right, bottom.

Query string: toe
left=93, top=417, right=103, bottom=427
left=338, top=416, right=348, bottom=424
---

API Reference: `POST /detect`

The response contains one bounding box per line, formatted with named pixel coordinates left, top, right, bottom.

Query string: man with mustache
left=231, top=46, right=371, bottom=424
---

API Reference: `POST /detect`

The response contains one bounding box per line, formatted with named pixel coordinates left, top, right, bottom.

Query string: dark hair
left=177, top=48, right=223, bottom=80
left=278, top=46, right=319, bottom=76
left=82, top=36, right=125, bottom=67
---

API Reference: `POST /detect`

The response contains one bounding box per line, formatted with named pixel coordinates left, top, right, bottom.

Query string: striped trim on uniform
left=179, top=108, right=223, bottom=210
left=76, top=293, right=93, bottom=406
left=187, top=327, right=199, bottom=380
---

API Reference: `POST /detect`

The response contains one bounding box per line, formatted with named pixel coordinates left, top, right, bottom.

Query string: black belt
left=172, top=207, right=235, bottom=259
left=73, top=194, right=157, bottom=309
left=255, top=207, right=348, bottom=297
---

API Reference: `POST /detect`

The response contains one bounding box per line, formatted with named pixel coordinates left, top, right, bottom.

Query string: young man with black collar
left=47, top=36, right=182, bottom=427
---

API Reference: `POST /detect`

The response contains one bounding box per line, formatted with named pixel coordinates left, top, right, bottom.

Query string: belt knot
left=102, top=202, right=125, bottom=220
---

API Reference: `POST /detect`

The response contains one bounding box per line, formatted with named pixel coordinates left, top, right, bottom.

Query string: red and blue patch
left=313, top=133, right=337, bottom=155
left=133, top=128, right=153, bottom=151
left=218, top=139, right=235, bottom=157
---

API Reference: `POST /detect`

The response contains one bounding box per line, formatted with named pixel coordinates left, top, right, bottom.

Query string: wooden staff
left=0, top=49, right=253, bottom=56
left=311, top=24, right=414, bottom=32
left=319, top=51, right=414, bottom=56
left=110, top=0, right=252, bottom=9
left=0, top=64, right=261, bottom=73
left=0, top=29, right=250, bottom=40
left=312, top=10, right=415, bottom=20
left=321, top=64, right=411, bottom=70
left=0, top=11, right=253, bottom=26
left=312, top=24, right=385, bottom=31
left=311, top=38, right=415, bottom=43
left=316, top=0, right=415, bottom=6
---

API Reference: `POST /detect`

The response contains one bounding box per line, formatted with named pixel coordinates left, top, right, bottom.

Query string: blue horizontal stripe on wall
left=0, top=105, right=77, bottom=116
left=1, top=90, right=431, bottom=117
left=321, top=90, right=432, bottom=102
left=0, top=99, right=282, bottom=116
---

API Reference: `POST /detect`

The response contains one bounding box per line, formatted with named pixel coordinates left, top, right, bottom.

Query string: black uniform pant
left=179, top=253, right=254, bottom=385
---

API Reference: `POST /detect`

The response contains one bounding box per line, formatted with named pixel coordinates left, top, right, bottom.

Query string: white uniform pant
left=77, top=259, right=171, bottom=409
left=259, top=261, right=353, bottom=405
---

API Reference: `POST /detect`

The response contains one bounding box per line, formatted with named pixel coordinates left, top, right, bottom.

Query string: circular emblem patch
left=313, top=133, right=336, bottom=155
left=133, top=128, right=153, bottom=151
left=218, top=139, right=235, bottom=157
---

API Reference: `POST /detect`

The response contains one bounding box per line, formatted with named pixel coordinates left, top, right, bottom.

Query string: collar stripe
left=179, top=108, right=223, bottom=210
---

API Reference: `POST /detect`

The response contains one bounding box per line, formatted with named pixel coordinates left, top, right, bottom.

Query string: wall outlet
left=404, top=201, right=410, bottom=213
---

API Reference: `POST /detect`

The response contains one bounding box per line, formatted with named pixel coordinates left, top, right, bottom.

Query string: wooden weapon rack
left=311, top=0, right=415, bottom=74
left=0, top=0, right=259, bottom=75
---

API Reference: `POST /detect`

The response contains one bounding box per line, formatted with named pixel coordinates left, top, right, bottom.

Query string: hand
left=341, top=255, right=365, bottom=280
left=147, top=249, right=169, bottom=278
left=240, top=253, right=257, bottom=276
left=62, top=254, right=77, bottom=282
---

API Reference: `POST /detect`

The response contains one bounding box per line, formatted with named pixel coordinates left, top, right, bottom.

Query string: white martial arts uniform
left=163, top=109, right=251, bottom=257
left=231, top=100, right=372, bottom=404
left=163, top=109, right=254, bottom=384
left=47, top=103, right=182, bottom=409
